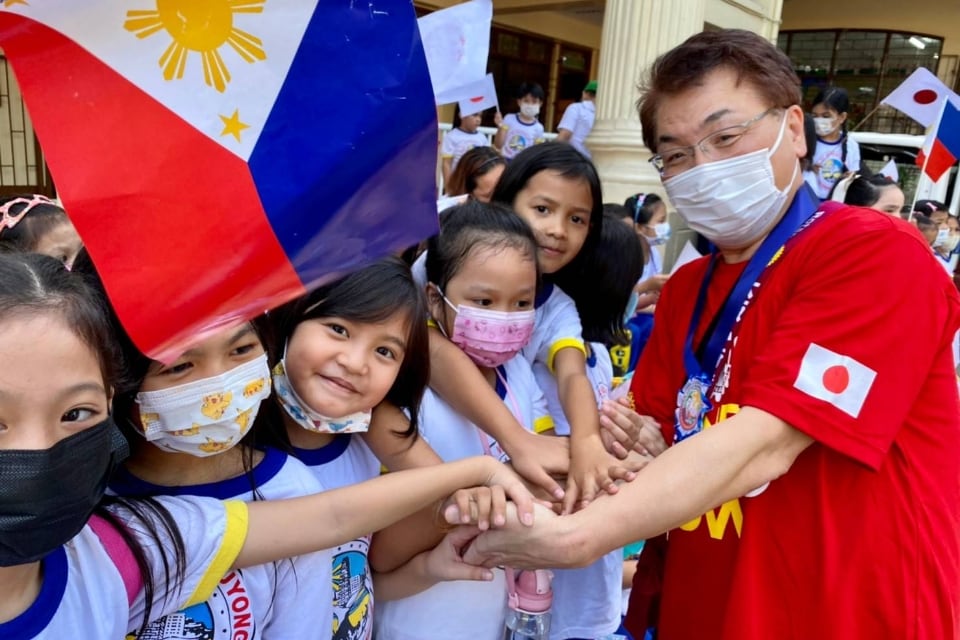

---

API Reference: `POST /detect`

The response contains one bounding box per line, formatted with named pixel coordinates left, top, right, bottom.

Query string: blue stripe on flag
left=249, top=1, right=438, bottom=286
left=939, top=101, right=960, bottom=159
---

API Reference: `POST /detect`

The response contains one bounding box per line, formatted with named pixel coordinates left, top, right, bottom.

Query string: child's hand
left=599, top=400, right=667, bottom=459
left=563, top=436, right=636, bottom=514
left=502, top=431, right=569, bottom=502
left=422, top=526, right=493, bottom=583
left=475, top=457, right=538, bottom=526
left=494, top=111, right=503, bottom=127
left=441, top=486, right=507, bottom=530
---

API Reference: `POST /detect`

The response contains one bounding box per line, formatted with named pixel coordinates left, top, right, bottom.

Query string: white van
left=850, top=131, right=960, bottom=214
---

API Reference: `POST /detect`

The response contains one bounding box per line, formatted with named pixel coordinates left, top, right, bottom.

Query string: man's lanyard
left=682, top=186, right=820, bottom=382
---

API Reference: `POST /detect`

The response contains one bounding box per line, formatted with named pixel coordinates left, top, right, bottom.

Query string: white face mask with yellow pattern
left=135, top=354, right=272, bottom=457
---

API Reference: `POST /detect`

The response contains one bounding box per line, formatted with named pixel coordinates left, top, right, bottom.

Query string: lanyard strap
left=682, top=187, right=820, bottom=381
left=475, top=366, right=521, bottom=457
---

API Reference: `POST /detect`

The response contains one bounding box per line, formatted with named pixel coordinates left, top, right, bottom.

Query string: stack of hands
left=419, top=397, right=666, bottom=583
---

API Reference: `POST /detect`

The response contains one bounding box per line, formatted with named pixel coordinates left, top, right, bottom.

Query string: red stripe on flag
left=924, top=139, right=957, bottom=183
left=0, top=14, right=305, bottom=361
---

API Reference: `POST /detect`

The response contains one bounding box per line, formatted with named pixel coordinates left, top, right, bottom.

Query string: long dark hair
left=266, top=256, right=430, bottom=443
left=425, top=199, right=540, bottom=294
left=493, top=142, right=601, bottom=281
left=578, top=211, right=645, bottom=345
left=0, top=252, right=185, bottom=633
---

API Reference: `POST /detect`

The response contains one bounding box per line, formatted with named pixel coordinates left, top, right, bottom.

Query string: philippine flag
left=0, top=2, right=439, bottom=361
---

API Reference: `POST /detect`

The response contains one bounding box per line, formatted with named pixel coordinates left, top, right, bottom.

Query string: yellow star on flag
left=219, top=109, right=249, bottom=142
left=3, top=0, right=30, bottom=7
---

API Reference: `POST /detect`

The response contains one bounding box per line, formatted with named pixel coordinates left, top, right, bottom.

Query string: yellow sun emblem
left=124, top=0, right=267, bottom=93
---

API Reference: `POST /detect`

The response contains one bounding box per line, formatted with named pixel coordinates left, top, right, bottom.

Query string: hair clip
left=0, top=194, right=55, bottom=233
left=632, top=193, right=646, bottom=223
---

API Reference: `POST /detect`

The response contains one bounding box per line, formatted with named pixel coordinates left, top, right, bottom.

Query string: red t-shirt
left=630, top=205, right=960, bottom=639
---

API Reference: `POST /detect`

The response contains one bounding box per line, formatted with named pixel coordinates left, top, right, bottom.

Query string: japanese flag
left=455, top=73, right=498, bottom=116
left=793, top=343, right=876, bottom=418
left=881, top=67, right=960, bottom=128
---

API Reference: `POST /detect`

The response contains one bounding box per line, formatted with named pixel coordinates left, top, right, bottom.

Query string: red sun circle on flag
left=913, top=89, right=939, bottom=105
left=821, top=365, right=850, bottom=394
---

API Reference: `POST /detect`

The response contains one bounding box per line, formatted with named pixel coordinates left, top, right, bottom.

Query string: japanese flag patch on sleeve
left=793, top=343, right=877, bottom=418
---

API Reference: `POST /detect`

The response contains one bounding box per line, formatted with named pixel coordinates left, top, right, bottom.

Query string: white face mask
left=944, top=234, right=960, bottom=253
left=651, top=221, right=671, bottom=243
left=934, top=227, right=951, bottom=248
left=813, top=116, right=836, bottom=137
left=135, top=355, right=271, bottom=457
left=663, top=112, right=798, bottom=249
left=520, top=104, right=540, bottom=118
left=272, top=360, right=372, bottom=434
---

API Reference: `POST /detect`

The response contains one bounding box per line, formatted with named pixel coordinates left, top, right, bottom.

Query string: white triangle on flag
left=879, top=159, right=899, bottom=182
left=2, top=1, right=319, bottom=160
left=793, top=343, right=876, bottom=419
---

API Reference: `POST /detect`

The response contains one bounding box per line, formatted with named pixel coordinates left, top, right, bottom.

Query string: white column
left=586, top=0, right=706, bottom=204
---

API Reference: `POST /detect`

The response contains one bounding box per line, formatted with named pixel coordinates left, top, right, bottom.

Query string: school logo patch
left=134, top=570, right=255, bottom=640
left=793, top=343, right=876, bottom=418
left=332, top=537, right=374, bottom=640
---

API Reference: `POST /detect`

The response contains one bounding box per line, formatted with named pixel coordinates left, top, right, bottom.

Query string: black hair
left=914, top=199, right=949, bottom=216
left=71, top=249, right=271, bottom=496
left=0, top=194, right=69, bottom=254
left=914, top=213, right=937, bottom=233
left=516, top=82, right=545, bottom=102
left=451, top=103, right=483, bottom=130
left=491, top=143, right=604, bottom=330
left=622, top=193, right=664, bottom=226
left=578, top=211, right=645, bottom=346
left=0, top=252, right=184, bottom=633
left=833, top=174, right=897, bottom=207
left=813, top=87, right=852, bottom=168
left=604, top=202, right=650, bottom=265
left=265, top=256, right=429, bottom=443
left=802, top=113, right=817, bottom=171
left=426, top=200, right=540, bottom=293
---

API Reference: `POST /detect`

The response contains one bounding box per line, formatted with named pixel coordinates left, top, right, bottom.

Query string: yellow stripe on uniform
left=546, top=338, right=586, bottom=374
left=533, top=415, right=555, bottom=434
left=184, top=500, right=249, bottom=607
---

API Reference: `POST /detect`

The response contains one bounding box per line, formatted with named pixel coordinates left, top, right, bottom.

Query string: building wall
left=781, top=0, right=960, bottom=57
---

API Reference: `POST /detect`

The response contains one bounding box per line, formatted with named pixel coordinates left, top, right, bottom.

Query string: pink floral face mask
left=436, top=288, right=536, bottom=368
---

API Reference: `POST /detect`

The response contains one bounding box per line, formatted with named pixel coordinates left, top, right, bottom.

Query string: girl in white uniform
left=423, top=143, right=639, bottom=515
left=264, top=256, right=445, bottom=640
left=0, top=252, right=536, bottom=640
left=74, top=250, right=333, bottom=640
left=537, top=209, right=653, bottom=640
left=375, top=200, right=554, bottom=640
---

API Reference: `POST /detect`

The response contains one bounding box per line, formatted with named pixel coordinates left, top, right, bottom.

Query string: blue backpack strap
left=88, top=514, right=143, bottom=607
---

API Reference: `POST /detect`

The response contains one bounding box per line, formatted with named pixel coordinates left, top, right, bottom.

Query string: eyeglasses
left=649, top=108, right=781, bottom=177
left=0, top=194, right=55, bottom=234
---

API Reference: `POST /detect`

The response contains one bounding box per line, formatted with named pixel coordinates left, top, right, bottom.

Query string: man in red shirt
left=465, top=29, right=960, bottom=638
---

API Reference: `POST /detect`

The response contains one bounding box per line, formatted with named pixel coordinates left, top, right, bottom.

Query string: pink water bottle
left=503, top=568, right=554, bottom=640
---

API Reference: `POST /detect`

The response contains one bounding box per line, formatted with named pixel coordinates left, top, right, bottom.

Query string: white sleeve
left=557, top=103, right=577, bottom=132
left=528, top=289, right=585, bottom=373
left=122, top=496, right=249, bottom=629
left=440, top=130, right=457, bottom=158
left=412, top=251, right=428, bottom=287
left=846, top=136, right=861, bottom=172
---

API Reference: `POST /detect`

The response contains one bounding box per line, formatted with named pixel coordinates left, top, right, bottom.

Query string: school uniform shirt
left=292, top=435, right=382, bottom=640
left=374, top=354, right=552, bottom=640
left=440, top=127, right=489, bottom=170
left=557, top=100, right=595, bottom=159
left=805, top=135, right=862, bottom=199
left=629, top=205, right=960, bottom=639
left=500, top=113, right=545, bottom=160
left=0, top=496, right=247, bottom=639
left=109, top=448, right=334, bottom=640
left=540, top=342, right=625, bottom=640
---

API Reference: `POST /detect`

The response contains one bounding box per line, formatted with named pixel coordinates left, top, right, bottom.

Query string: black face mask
left=0, top=417, right=129, bottom=566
